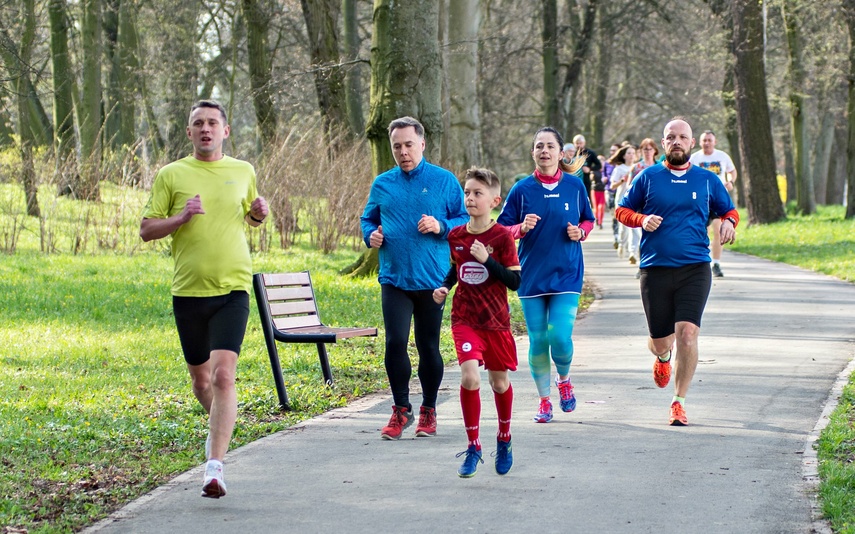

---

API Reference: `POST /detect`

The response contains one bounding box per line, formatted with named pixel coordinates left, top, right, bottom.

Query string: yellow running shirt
left=143, top=155, right=258, bottom=296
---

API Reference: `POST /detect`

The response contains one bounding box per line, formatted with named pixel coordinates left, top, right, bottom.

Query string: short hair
left=639, top=137, right=659, bottom=158
left=190, top=100, right=228, bottom=124
left=388, top=116, right=425, bottom=138
left=573, top=134, right=585, bottom=144
left=701, top=130, right=716, bottom=137
left=464, top=167, right=501, bottom=196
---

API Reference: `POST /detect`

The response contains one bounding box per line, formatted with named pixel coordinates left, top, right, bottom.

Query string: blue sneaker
left=533, top=398, right=553, bottom=423
left=494, top=439, right=513, bottom=475
left=555, top=377, right=576, bottom=412
left=456, top=445, right=483, bottom=478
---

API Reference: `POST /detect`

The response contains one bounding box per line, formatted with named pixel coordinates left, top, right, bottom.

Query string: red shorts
left=452, top=324, right=518, bottom=372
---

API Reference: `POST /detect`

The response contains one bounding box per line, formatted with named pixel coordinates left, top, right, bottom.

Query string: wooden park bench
left=252, top=271, right=378, bottom=410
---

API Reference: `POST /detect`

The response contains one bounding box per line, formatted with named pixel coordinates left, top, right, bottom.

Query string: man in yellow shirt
left=140, top=100, right=268, bottom=499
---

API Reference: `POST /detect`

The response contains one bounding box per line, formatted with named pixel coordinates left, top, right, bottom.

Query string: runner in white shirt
left=689, top=130, right=737, bottom=278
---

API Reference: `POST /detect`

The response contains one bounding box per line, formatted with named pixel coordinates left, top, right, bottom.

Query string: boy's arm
left=441, top=264, right=458, bottom=290
left=484, top=257, right=521, bottom=291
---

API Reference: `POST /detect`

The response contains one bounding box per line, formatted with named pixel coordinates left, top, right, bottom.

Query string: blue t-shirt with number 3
left=497, top=173, right=594, bottom=297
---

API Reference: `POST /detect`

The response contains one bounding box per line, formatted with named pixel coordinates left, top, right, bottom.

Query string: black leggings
left=381, top=284, right=445, bottom=409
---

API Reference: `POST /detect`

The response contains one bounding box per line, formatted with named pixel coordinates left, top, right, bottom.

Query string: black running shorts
left=173, top=291, right=250, bottom=366
left=639, top=263, right=712, bottom=339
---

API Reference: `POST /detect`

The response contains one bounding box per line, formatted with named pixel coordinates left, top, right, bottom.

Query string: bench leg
left=317, top=343, right=334, bottom=386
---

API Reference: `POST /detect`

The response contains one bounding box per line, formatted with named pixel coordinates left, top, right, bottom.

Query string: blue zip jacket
left=361, top=159, right=468, bottom=290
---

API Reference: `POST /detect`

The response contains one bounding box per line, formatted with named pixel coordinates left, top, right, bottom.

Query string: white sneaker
left=201, top=461, right=227, bottom=498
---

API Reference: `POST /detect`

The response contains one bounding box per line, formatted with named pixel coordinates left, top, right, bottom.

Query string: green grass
left=731, top=205, right=855, bottom=532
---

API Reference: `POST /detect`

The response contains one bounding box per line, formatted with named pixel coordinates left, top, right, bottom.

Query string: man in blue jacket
left=361, top=117, right=468, bottom=440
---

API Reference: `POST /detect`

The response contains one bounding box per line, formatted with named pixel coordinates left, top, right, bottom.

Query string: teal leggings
left=520, top=293, right=580, bottom=398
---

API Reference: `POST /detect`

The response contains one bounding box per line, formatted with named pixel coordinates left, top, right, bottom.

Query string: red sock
left=460, top=386, right=481, bottom=449
left=494, top=383, right=513, bottom=442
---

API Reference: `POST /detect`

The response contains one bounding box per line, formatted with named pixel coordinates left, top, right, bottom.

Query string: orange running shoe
left=653, top=356, right=672, bottom=388
left=669, top=401, right=688, bottom=426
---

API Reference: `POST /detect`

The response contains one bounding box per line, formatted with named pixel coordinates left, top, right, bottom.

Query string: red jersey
left=447, top=222, right=520, bottom=331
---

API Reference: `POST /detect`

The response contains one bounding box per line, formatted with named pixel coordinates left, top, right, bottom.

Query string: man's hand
left=433, top=287, right=449, bottom=304
left=642, top=214, right=663, bottom=232
left=418, top=214, right=441, bottom=234
left=520, top=213, right=541, bottom=234
left=369, top=225, right=384, bottom=248
left=470, top=239, right=489, bottom=263
left=180, top=194, right=205, bottom=223
left=249, top=196, right=269, bottom=221
left=720, top=220, right=736, bottom=245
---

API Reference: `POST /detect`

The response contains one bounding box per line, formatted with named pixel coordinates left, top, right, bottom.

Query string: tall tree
left=341, top=0, right=365, bottom=136
left=782, top=0, right=814, bottom=213
left=347, top=0, right=443, bottom=276
left=0, top=29, right=53, bottom=147
left=366, top=0, right=443, bottom=176
left=48, top=0, right=77, bottom=191
left=117, top=0, right=140, bottom=150
left=845, top=0, right=855, bottom=218
left=244, top=0, right=278, bottom=147
left=301, top=0, right=349, bottom=140
left=558, top=0, right=597, bottom=136
left=542, top=0, right=560, bottom=127
left=103, top=0, right=122, bottom=149
left=161, top=1, right=199, bottom=159
left=443, top=0, right=482, bottom=173
left=586, top=1, right=611, bottom=151
left=78, top=0, right=102, bottom=199
left=15, top=0, right=39, bottom=216
left=731, top=0, right=784, bottom=224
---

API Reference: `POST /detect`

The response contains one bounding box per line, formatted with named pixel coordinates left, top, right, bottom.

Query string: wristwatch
left=725, top=216, right=737, bottom=227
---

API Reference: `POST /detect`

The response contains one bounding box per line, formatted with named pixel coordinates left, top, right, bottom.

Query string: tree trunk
left=117, top=0, right=140, bottom=151
left=722, top=67, right=744, bottom=207
left=244, top=0, right=278, bottom=147
left=812, top=109, right=835, bottom=205
left=558, top=0, right=598, bottom=136
left=163, top=1, right=199, bottom=160
left=0, top=30, right=53, bottom=148
left=301, top=0, right=348, bottom=142
left=48, top=0, right=77, bottom=190
left=16, top=0, right=39, bottom=216
left=782, top=0, right=814, bottom=214
left=845, top=0, right=855, bottom=218
left=444, top=0, right=482, bottom=174
left=341, top=0, right=365, bottom=136
left=78, top=0, right=102, bottom=200
left=542, top=0, right=560, bottom=127
left=358, top=0, right=443, bottom=276
left=103, top=0, right=122, bottom=149
left=731, top=0, right=784, bottom=224
left=366, top=0, right=443, bottom=176
left=587, top=1, right=611, bottom=151
left=827, top=123, right=847, bottom=205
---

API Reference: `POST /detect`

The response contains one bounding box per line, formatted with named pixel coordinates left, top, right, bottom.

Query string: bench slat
left=263, top=272, right=311, bottom=286
left=269, top=300, right=319, bottom=316
left=265, top=286, right=314, bottom=301
left=273, top=314, right=323, bottom=330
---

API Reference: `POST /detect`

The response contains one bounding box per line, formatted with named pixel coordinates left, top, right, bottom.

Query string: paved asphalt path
left=87, top=217, right=855, bottom=534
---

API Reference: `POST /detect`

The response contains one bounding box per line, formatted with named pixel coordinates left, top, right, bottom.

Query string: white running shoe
left=201, top=461, right=227, bottom=498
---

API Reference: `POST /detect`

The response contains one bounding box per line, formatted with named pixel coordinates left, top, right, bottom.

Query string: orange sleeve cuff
left=720, top=209, right=739, bottom=227
left=615, top=206, right=647, bottom=228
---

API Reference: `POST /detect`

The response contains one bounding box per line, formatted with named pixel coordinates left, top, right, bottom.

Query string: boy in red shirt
left=433, top=168, right=521, bottom=478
